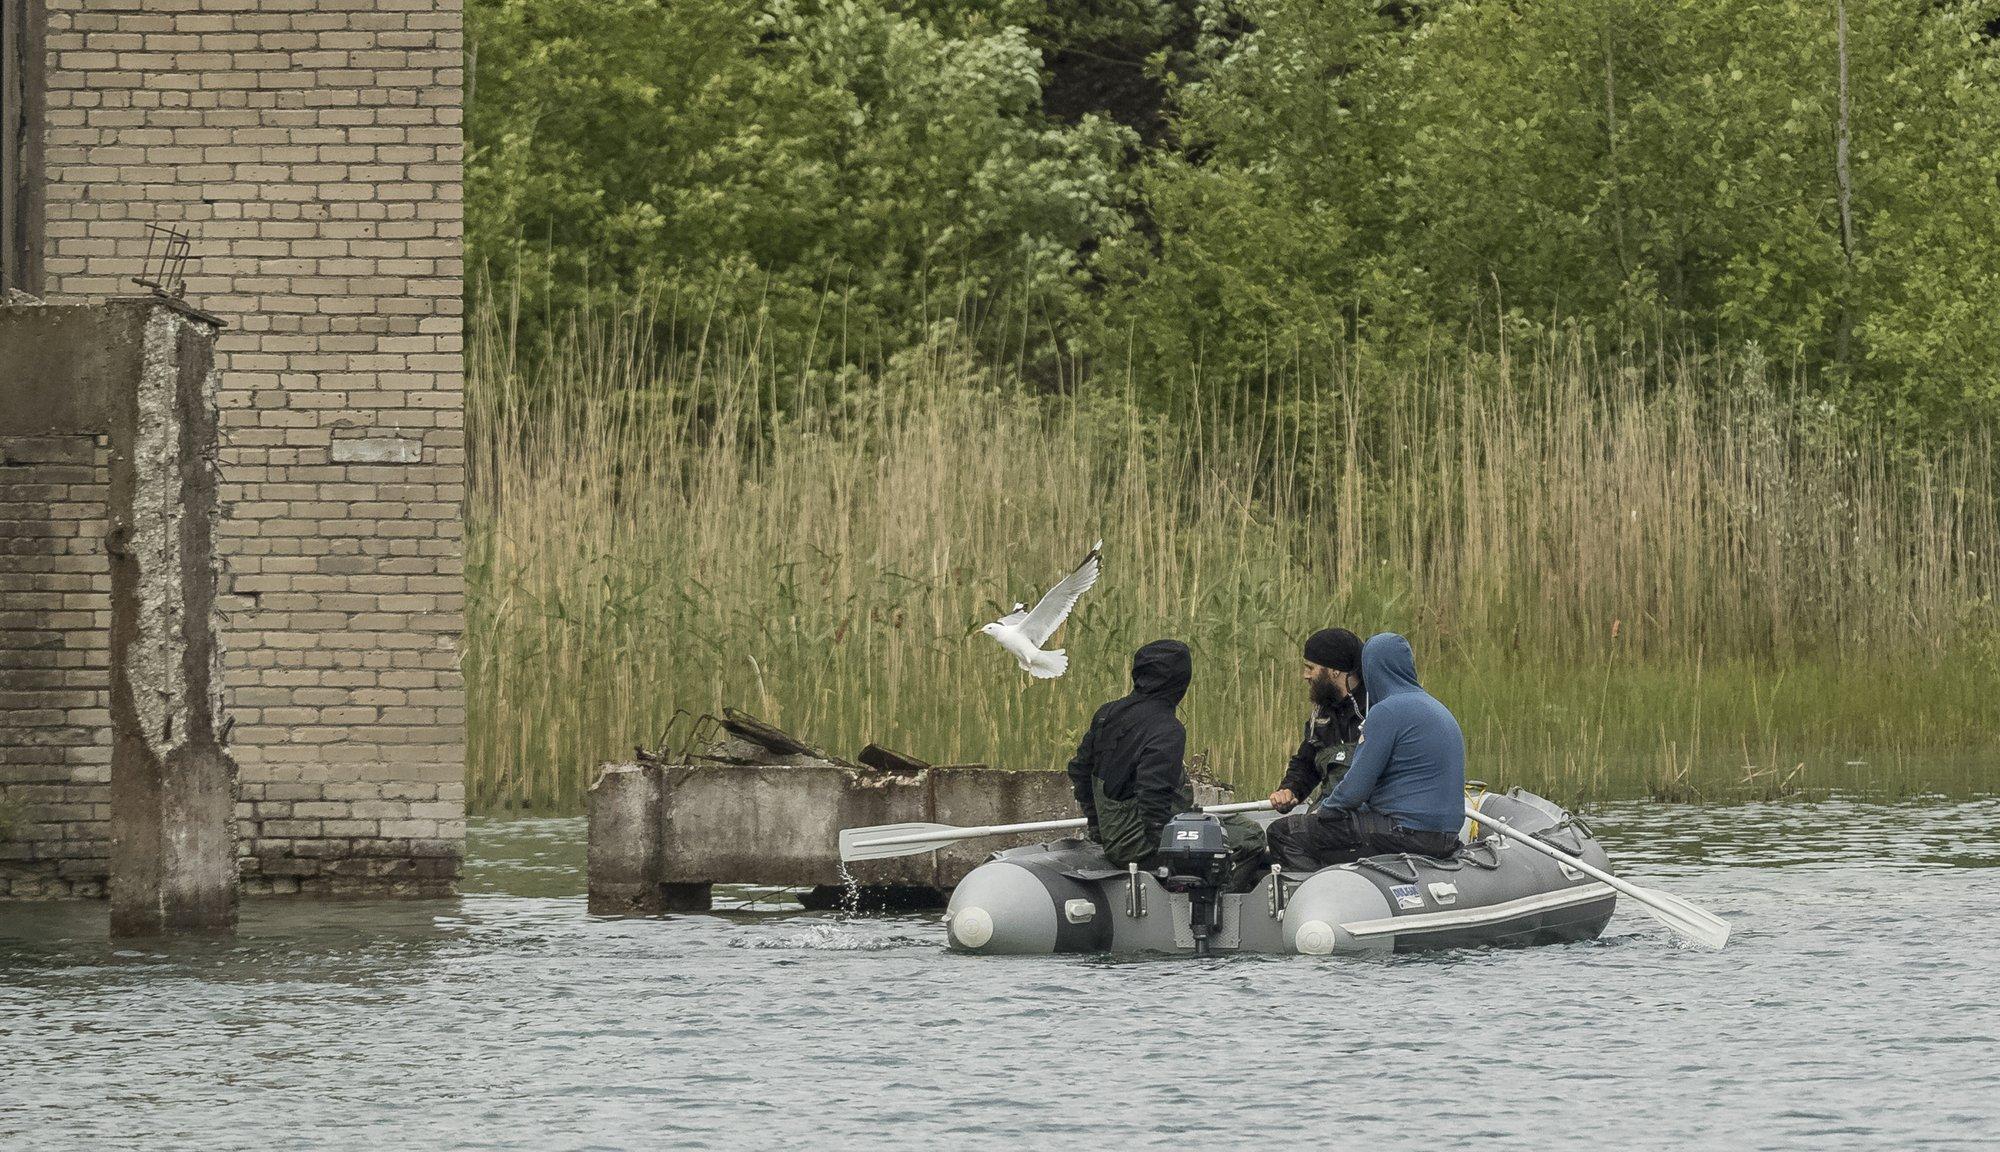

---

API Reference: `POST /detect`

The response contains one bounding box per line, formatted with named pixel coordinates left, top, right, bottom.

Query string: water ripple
left=1, top=802, right=1997, bottom=1149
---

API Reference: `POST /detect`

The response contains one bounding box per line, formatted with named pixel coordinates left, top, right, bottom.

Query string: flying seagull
left=977, top=540, right=1103, bottom=679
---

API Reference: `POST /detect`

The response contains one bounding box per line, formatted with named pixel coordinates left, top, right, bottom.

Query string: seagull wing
left=997, top=604, right=1029, bottom=627
left=1020, top=540, right=1102, bottom=647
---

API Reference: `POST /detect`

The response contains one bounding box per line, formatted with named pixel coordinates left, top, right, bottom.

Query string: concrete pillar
left=587, top=763, right=713, bottom=914
left=105, top=299, right=235, bottom=936
left=588, top=764, right=664, bottom=914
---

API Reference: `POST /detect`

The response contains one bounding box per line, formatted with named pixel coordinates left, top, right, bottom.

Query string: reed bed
left=465, top=302, right=2000, bottom=811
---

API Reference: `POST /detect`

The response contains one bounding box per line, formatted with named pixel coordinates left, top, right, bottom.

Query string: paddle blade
left=838, top=822, right=962, bottom=862
left=1632, top=884, right=1732, bottom=949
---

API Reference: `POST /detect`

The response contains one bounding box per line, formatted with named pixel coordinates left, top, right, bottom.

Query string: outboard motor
left=1154, top=811, right=1232, bottom=955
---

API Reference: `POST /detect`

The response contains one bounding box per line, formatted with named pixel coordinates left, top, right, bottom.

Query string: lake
left=3, top=799, right=1997, bottom=1149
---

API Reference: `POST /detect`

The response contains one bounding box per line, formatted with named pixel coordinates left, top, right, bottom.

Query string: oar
left=840, top=801, right=1274, bottom=862
left=1466, top=802, right=1731, bottom=949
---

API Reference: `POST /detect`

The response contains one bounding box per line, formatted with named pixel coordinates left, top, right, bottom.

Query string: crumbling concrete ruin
left=586, top=711, right=1233, bottom=915
left=2, top=0, right=466, bottom=909
left=587, top=712, right=1080, bottom=915
left=1, top=297, right=236, bottom=932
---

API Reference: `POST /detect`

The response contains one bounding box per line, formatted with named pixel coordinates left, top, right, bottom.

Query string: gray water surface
left=3, top=800, right=1998, bottom=1150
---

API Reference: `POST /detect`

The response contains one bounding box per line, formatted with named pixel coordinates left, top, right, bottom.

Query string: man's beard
left=1310, top=674, right=1347, bottom=711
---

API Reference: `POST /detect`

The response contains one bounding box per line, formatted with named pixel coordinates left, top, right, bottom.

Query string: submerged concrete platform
left=587, top=753, right=1237, bottom=914
left=588, top=761, right=1081, bottom=914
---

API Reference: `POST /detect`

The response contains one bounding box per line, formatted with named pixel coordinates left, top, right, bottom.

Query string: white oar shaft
left=860, top=816, right=1083, bottom=849
left=854, top=800, right=1271, bottom=851
left=1464, top=802, right=1724, bottom=942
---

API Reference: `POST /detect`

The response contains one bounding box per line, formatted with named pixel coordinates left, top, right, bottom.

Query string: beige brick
left=16, top=0, right=465, bottom=901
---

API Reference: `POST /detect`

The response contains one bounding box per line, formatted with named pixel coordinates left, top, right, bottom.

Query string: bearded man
left=1268, top=628, right=1366, bottom=815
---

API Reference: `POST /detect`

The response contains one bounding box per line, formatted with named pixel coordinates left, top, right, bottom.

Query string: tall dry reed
left=465, top=301, right=2000, bottom=810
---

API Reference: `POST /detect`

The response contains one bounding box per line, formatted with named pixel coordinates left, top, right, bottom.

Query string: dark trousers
left=1264, top=808, right=1459, bottom=872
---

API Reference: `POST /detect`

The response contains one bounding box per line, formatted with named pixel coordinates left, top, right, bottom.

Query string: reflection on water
left=462, top=816, right=588, bottom=898
left=1588, top=795, right=2000, bottom=870
left=2, top=798, right=1997, bottom=1150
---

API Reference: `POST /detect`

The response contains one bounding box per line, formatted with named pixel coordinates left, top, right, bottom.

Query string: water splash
left=835, top=862, right=862, bottom=918
left=726, top=923, right=907, bottom=951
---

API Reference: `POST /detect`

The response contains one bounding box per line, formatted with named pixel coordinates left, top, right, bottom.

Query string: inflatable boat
left=943, top=788, right=1616, bottom=955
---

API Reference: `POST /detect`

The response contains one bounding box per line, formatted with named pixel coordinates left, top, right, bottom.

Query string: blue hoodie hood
left=1361, top=632, right=1421, bottom=705
left=1319, top=631, right=1466, bottom=833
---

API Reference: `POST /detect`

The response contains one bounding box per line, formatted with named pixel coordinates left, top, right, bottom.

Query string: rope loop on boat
left=1455, top=840, right=1504, bottom=870
left=1355, top=855, right=1423, bottom=882
left=1535, top=820, right=1589, bottom=855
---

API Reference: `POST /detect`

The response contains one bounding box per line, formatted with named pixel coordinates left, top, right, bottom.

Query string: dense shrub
left=1120, top=0, right=2000, bottom=429
left=469, top=0, right=2000, bottom=433
left=467, top=0, right=1131, bottom=365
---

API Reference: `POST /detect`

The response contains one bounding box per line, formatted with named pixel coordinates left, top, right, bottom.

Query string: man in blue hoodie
left=1264, top=632, right=1465, bottom=870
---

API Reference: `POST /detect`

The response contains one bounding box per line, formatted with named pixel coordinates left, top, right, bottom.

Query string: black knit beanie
left=1302, top=628, right=1363, bottom=673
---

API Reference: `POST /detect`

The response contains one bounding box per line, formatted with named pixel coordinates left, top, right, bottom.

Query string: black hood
left=1068, top=639, right=1194, bottom=824
left=1129, top=640, right=1191, bottom=705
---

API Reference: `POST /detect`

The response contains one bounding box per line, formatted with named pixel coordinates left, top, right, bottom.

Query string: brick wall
left=0, top=433, right=110, bottom=897
left=26, top=0, right=465, bottom=895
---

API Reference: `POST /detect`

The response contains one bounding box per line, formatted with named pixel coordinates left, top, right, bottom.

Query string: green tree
left=1119, top=0, right=2000, bottom=431
left=467, top=0, right=1133, bottom=368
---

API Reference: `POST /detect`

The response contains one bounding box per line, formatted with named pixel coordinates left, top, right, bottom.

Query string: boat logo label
left=1390, top=883, right=1424, bottom=910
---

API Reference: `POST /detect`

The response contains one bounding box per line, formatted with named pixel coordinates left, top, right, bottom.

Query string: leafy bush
left=1123, top=0, right=2000, bottom=429
left=469, top=0, right=2000, bottom=434
left=467, top=0, right=1132, bottom=366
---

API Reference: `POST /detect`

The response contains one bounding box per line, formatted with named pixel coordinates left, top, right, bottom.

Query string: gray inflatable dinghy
left=944, top=788, right=1616, bottom=955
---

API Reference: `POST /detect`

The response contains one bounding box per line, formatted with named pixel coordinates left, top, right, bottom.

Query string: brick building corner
left=1, top=0, right=466, bottom=897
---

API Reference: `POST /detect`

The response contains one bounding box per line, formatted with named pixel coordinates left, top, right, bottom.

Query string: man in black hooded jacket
left=1067, top=640, right=1265, bottom=881
left=1067, top=640, right=1198, bottom=866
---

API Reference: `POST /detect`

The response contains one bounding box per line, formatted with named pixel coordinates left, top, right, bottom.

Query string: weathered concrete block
left=586, top=760, right=1132, bottom=914
left=587, top=764, right=680, bottom=914
left=656, top=763, right=935, bottom=891
left=3, top=298, right=241, bottom=926
left=98, top=301, right=238, bottom=937
left=917, top=766, right=1082, bottom=884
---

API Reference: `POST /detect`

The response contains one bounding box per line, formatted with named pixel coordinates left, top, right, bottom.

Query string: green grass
left=464, top=300, right=2000, bottom=811
left=1430, top=650, right=1998, bottom=803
